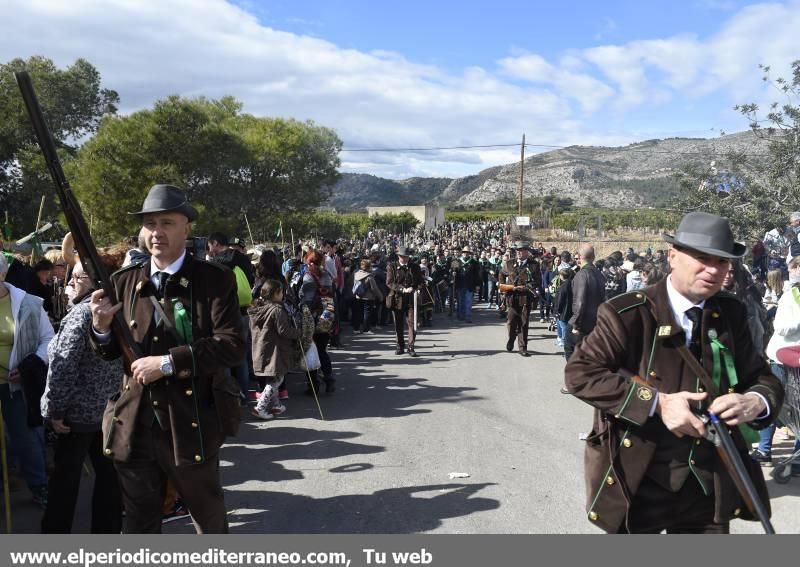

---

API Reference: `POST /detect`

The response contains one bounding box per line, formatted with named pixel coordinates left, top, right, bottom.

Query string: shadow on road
left=164, top=482, right=500, bottom=534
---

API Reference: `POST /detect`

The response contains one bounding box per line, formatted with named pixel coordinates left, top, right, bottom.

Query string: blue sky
left=2, top=0, right=798, bottom=178
left=237, top=0, right=749, bottom=68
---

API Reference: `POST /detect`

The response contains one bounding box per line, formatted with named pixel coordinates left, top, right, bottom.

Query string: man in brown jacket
left=386, top=247, right=423, bottom=357
left=498, top=242, right=541, bottom=356
left=565, top=212, right=783, bottom=533
left=90, top=184, right=244, bottom=533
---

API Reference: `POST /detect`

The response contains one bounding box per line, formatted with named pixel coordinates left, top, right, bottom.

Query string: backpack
left=232, top=266, right=252, bottom=307
left=604, top=266, right=623, bottom=292
left=285, top=265, right=306, bottom=305
left=316, top=297, right=336, bottom=334
left=353, top=277, right=369, bottom=298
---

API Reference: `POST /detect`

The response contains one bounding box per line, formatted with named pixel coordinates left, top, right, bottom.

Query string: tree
left=369, top=212, right=420, bottom=233
left=678, top=60, right=800, bottom=241
left=70, top=95, right=342, bottom=241
left=0, top=56, right=118, bottom=236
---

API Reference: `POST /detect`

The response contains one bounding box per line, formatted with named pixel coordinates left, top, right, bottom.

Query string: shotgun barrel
left=15, top=71, right=142, bottom=368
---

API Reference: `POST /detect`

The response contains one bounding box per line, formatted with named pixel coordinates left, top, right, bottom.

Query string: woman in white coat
left=0, top=252, right=55, bottom=508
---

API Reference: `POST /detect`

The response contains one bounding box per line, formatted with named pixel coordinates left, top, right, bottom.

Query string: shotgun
left=629, top=375, right=775, bottom=533
left=701, top=411, right=775, bottom=534
left=15, top=71, right=142, bottom=368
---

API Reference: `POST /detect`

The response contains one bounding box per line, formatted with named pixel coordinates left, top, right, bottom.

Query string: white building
left=366, top=205, right=445, bottom=230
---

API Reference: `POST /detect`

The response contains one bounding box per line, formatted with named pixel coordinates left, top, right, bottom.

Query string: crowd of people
left=0, top=184, right=797, bottom=534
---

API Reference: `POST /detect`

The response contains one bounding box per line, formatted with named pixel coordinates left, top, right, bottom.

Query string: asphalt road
left=191, top=302, right=800, bottom=534
left=6, top=302, right=799, bottom=533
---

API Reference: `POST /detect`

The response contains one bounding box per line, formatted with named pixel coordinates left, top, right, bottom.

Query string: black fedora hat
left=129, top=184, right=198, bottom=222
left=663, top=211, right=745, bottom=259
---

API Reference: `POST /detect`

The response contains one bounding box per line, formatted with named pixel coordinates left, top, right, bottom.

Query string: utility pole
left=518, top=134, right=525, bottom=217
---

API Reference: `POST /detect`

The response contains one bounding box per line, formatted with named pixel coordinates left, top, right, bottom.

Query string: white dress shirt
left=665, top=275, right=705, bottom=347
left=150, top=251, right=186, bottom=292
left=663, top=275, right=769, bottom=417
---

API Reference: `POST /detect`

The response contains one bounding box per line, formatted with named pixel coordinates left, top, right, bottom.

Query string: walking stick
left=297, top=338, right=324, bottom=421
left=0, top=400, right=11, bottom=533
left=413, top=290, right=419, bottom=331
left=243, top=212, right=256, bottom=249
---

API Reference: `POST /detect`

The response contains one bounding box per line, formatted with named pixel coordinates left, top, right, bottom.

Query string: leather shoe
left=395, top=347, right=405, bottom=355
left=506, top=340, right=514, bottom=352
left=407, top=348, right=418, bottom=358
left=519, top=350, right=530, bottom=357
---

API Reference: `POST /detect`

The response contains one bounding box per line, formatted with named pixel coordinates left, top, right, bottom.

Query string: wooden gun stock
left=15, top=71, right=142, bottom=368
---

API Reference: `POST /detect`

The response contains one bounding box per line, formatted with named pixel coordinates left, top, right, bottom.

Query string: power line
left=340, top=143, right=523, bottom=152
left=340, top=140, right=774, bottom=158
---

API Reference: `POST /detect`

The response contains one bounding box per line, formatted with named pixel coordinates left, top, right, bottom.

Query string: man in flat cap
left=90, top=184, right=244, bottom=533
left=565, top=211, right=783, bottom=533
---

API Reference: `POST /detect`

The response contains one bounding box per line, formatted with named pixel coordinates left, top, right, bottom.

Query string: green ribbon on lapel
left=171, top=299, right=193, bottom=345
left=709, top=335, right=760, bottom=445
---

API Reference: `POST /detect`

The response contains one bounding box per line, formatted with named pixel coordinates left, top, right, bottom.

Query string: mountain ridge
left=325, top=131, right=768, bottom=210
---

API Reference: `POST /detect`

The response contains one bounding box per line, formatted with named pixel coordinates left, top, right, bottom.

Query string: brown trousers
left=506, top=300, right=531, bottom=350
left=617, top=476, right=729, bottom=534
left=114, top=423, right=228, bottom=534
left=392, top=305, right=416, bottom=349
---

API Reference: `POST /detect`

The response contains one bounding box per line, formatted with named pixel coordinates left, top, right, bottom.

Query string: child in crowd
left=249, top=279, right=299, bottom=420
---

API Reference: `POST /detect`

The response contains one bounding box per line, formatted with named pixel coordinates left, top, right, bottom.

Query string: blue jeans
left=360, top=300, right=377, bottom=332
left=0, top=384, right=47, bottom=491
left=231, top=314, right=251, bottom=398
left=457, top=288, right=473, bottom=321
left=556, top=320, right=569, bottom=343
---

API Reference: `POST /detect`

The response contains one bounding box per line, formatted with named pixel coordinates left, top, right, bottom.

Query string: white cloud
left=2, top=0, right=799, bottom=179
left=3, top=0, right=580, bottom=178
left=499, top=53, right=616, bottom=113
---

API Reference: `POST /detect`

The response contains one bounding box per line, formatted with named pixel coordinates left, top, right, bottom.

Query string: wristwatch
left=159, top=355, right=174, bottom=377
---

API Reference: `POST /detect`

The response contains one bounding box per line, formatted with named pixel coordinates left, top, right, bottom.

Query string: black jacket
left=553, top=279, right=573, bottom=322
left=569, top=263, right=606, bottom=334
left=213, top=248, right=255, bottom=286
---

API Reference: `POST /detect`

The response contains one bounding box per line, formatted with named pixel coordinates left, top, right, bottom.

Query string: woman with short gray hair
left=0, top=251, right=55, bottom=508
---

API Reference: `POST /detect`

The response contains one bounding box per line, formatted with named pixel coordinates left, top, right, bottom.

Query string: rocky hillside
left=325, top=131, right=769, bottom=210
left=324, top=174, right=451, bottom=209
